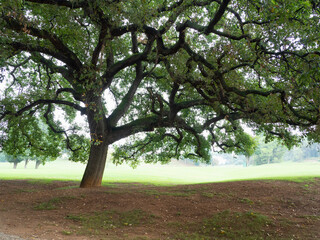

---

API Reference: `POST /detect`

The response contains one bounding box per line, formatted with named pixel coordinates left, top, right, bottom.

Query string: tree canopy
left=0, top=0, right=319, bottom=187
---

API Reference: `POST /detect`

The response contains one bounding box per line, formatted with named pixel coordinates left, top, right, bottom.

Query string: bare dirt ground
left=0, top=179, right=319, bottom=240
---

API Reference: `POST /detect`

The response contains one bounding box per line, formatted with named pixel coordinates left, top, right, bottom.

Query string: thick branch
left=1, top=99, right=86, bottom=120
left=3, top=15, right=82, bottom=70
left=183, top=44, right=216, bottom=70
left=102, top=33, right=155, bottom=85
left=216, top=72, right=285, bottom=97
left=30, top=53, right=75, bottom=83
left=56, top=88, right=82, bottom=101
left=175, top=99, right=207, bottom=111
left=107, top=32, right=145, bottom=127
left=110, top=115, right=171, bottom=143
left=203, top=112, right=241, bottom=129
left=177, top=20, right=250, bottom=40
left=7, top=42, right=79, bottom=70
left=205, top=0, right=231, bottom=34
left=91, top=23, right=109, bottom=66
left=107, top=72, right=145, bottom=127
left=102, top=53, right=146, bottom=80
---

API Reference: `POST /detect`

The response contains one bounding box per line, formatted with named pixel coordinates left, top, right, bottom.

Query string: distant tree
left=0, top=0, right=319, bottom=187
left=0, top=152, right=7, bottom=162
left=237, top=134, right=257, bottom=167
left=211, top=132, right=257, bottom=166
left=1, top=117, right=62, bottom=169
left=210, top=155, right=220, bottom=166
left=212, top=152, right=237, bottom=165
left=24, top=158, right=29, bottom=168
left=252, top=137, right=287, bottom=165
left=302, top=143, right=320, bottom=159
left=284, top=141, right=320, bottom=162
left=35, top=159, right=42, bottom=169
left=6, top=154, right=24, bottom=169
left=283, top=147, right=304, bottom=162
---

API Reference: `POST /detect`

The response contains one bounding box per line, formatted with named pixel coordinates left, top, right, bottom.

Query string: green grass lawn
left=1, top=160, right=319, bottom=185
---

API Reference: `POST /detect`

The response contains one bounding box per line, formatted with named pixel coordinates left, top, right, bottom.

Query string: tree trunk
left=24, top=159, right=29, bottom=169
left=80, top=94, right=109, bottom=188
left=35, top=160, right=41, bottom=169
left=246, top=156, right=250, bottom=167
left=13, top=161, right=18, bottom=169
left=80, top=143, right=108, bottom=188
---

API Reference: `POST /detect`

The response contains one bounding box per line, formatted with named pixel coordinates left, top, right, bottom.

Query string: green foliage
left=0, top=152, right=6, bottom=162
left=113, top=128, right=212, bottom=166
left=1, top=116, right=63, bottom=165
left=252, top=136, right=287, bottom=165
left=6, top=154, right=24, bottom=164
left=0, top=151, right=14, bottom=163
left=284, top=141, right=320, bottom=162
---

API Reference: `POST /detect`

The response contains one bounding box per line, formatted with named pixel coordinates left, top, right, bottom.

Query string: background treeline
left=1, top=137, right=319, bottom=168
left=213, top=137, right=320, bottom=166
left=0, top=151, right=54, bottom=169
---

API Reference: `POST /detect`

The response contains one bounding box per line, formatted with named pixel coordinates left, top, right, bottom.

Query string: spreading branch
left=0, top=99, right=86, bottom=122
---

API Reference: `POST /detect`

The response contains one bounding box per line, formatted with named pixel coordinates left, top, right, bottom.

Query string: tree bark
left=80, top=94, right=109, bottom=188
left=80, top=143, right=108, bottom=188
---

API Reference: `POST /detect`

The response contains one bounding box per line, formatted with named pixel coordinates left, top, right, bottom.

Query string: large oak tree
left=0, top=0, right=319, bottom=187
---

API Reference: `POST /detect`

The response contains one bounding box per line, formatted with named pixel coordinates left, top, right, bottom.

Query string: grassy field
left=0, top=160, right=319, bottom=184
